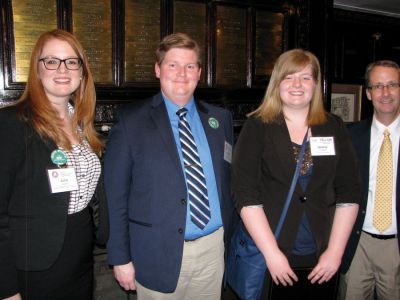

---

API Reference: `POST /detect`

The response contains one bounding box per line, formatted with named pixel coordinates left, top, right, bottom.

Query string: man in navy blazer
left=104, top=33, right=236, bottom=299
left=339, top=60, right=400, bottom=300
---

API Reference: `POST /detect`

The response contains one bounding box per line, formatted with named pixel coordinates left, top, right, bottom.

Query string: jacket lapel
left=356, top=119, right=372, bottom=200
left=196, top=101, right=223, bottom=199
left=269, top=121, right=301, bottom=193
left=150, top=94, right=184, bottom=175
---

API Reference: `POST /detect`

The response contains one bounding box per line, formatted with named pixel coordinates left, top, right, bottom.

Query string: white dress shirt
left=363, top=115, right=400, bottom=235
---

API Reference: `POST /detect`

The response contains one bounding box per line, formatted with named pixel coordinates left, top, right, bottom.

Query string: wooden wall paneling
left=173, top=0, right=207, bottom=85
left=333, top=9, right=400, bottom=83
left=0, top=0, right=6, bottom=102
left=12, top=0, right=58, bottom=83
left=72, top=0, right=113, bottom=84
left=0, top=0, right=315, bottom=125
left=124, top=0, right=160, bottom=85
left=307, top=0, right=333, bottom=108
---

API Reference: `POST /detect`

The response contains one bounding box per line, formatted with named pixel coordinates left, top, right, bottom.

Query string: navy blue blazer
left=341, top=118, right=400, bottom=273
left=104, top=93, right=236, bottom=293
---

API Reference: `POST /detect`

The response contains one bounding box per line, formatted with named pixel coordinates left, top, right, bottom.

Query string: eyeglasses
left=367, top=82, right=400, bottom=92
left=39, top=57, right=82, bottom=70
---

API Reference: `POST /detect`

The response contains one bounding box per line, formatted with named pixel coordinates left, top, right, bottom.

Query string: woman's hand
left=308, top=204, right=358, bottom=284
left=308, top=247, right=341, bottom=284
left=265, top=248, right=298, bottom=286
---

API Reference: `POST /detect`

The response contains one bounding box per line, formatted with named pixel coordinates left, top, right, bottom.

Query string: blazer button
left=362, top=210, right=366, bottom=214
left=300, top=196, right=307, bottom=202
left=178, top=228, right=183, bottom=234
left=181, top=199, right=186, bottom=205
left=356, top=230, right=360, bottom=235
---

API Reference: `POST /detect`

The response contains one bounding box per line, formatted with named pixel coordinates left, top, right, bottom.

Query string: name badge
left=224, top=141, right=232, bottom=163
left=310, top=137, right=335, bottom=156
left=47, top=167, right=79, bottom=193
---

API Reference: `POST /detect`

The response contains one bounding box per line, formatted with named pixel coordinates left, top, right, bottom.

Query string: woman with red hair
left=0, top=29, right=106, bottom=299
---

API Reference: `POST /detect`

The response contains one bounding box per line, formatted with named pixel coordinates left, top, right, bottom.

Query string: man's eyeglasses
left=367, top=82, right=400, bottom=92
left=39, top=57, right=82, bottom=70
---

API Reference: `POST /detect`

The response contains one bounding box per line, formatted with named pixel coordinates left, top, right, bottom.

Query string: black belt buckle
left=363, top=231, right=397, bottom=240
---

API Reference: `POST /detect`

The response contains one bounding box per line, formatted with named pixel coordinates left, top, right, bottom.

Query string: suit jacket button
left=178, top=228, right=183, bottom=234
left=356, top=231, right=360, bottom=235
left=181, top=199, right=186, bottom=205
left=300, top=196, right=307, bottom=202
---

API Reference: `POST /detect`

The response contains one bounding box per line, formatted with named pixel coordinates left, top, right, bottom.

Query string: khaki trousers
left=338, top=232, right=400, bottom=300
left=136, top=227, right=224, bottom=300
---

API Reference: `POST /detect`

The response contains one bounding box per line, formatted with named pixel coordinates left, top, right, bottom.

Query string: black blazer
left=341, top=118, right=400, bottom=273
left=232, top=114, right=362, bottom=258
left=0, top=106, right=107, bottom=298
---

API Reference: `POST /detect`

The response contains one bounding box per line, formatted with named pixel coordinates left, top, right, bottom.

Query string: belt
left=185, top=227, right=223, bottom=242
left=363, top=231, right=397, bottom=240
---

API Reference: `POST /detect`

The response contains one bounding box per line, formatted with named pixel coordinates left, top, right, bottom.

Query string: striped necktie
left=176, top=107, right=210, bottom=229
left=373, top=128, right=393, bottom=232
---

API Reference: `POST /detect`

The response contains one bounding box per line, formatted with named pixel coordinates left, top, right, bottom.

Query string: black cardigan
left=232, top=113, right=362, bottom=259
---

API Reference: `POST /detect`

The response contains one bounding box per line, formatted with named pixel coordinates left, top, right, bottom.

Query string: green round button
left=208, top=117, right=219, bottom=129
left=51, top=149, right=68, bottom=165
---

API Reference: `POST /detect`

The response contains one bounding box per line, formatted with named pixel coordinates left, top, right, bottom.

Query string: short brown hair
left=365, top=60, right=400, bottom=87
left=250, top=48, right=326, bottom=125
left=155, top=33, right=201, bottom=67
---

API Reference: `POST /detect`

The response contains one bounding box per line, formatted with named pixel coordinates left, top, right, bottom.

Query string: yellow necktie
left=373, top=129, right=393, bottom=232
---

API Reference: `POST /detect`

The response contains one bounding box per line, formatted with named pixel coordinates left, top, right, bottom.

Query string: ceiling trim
left=334, top=3, right=400, bottom=19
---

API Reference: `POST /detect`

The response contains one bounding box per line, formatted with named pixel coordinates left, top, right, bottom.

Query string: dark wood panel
left=12, top=0, right=57, bottom=82
left=173, top=0, right=207, bottom=84
left=124, top=0, right=160, bottom=83
left=215, top=5, right=247, bottom=87
left=72, top=0, right=113, bottom=83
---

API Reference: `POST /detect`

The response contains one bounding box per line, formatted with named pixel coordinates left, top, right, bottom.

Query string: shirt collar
left=372, top=114, right=400, bottom=136
left=162, top=93, right=196, bottom=119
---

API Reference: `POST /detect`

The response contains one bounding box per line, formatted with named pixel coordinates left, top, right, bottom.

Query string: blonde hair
left=250, top=49, right=326, bottom=125
left=15, top=29, right=103, bottom=155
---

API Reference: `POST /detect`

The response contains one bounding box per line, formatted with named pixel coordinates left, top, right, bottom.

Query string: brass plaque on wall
left=72, top=0, right=113, bottom=83
left=255, top=11, right=284, bottom=81
left=125, top=0, right=160, bottom=82
left=216, top=6, right=247, bottom=86
left=173, top=1, right=206, bottom=83
left=12, top=0, right=57, bottom=82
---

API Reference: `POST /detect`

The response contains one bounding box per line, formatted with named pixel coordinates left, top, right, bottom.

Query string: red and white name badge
left=47, top=167, right=79, bottom=193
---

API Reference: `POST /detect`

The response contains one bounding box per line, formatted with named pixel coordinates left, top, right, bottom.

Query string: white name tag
left=224, top=141, right=232, bottom=163
left=310, top=137, right=336, bottom=156
left=47, top=167, right=79, bottom=193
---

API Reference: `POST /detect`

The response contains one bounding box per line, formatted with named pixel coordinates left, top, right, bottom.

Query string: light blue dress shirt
left=163, top=95, right=223, bottom=240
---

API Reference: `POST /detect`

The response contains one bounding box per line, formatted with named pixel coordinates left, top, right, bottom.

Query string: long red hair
left=15, top=29, right=103, bottom=155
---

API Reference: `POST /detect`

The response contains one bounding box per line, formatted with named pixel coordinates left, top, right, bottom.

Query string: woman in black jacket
left=0, top=29, right=107, bottom=300
left=232, top=49, right=362, bottom=298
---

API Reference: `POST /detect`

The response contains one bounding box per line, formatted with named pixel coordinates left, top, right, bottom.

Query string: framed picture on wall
left=330, top=84, right=363, bottom=123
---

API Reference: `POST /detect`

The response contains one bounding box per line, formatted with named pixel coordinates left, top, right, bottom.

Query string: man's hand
left=114, top=262, right=136, bottom=291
